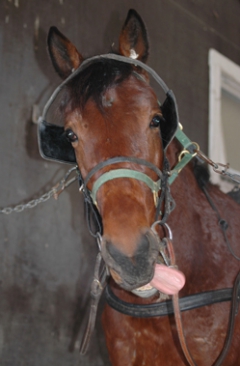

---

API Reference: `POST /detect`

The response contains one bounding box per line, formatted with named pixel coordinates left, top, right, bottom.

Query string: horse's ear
left=47, top=26, right=83, bottom=79
left=119, top=9, right=149, bottom=63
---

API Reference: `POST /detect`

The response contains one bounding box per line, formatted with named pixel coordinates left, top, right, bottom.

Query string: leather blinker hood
left=38, top=121, right=76, bottom=164
left=37, top=54, right=179, bottom=164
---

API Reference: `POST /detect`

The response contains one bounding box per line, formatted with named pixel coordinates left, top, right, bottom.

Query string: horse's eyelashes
left=150, top=115, right=164, bottom=128
left=65, top=129, right=78, bottom=143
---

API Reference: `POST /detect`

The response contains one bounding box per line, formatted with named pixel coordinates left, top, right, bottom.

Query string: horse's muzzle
left=101, top=230, right=159, bottom=291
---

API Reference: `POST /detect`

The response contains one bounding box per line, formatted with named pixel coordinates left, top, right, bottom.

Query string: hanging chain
left=197, top=150, right=240, bottom=184
left=0, top=166, right=78, bottom=215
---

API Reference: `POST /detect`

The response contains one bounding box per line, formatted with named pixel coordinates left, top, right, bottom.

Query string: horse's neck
left=166, top=138, right=214, bottom=217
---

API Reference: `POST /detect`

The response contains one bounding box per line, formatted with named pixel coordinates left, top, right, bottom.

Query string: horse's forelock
left=66, top=58, right=133, bottom=111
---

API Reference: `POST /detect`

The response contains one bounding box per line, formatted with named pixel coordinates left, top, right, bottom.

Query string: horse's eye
left=150, top=115, right=163, bottom=128
left=65, top=129, right=78, bottom=143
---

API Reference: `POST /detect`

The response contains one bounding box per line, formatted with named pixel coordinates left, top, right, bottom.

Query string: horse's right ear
left=47, top=27, right=83, bottom=79
left=119, top=9, right=149, bottom=63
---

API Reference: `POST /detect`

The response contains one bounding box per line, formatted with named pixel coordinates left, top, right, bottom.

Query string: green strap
left=174, top=128, right=193, bottom=150
left=169, top=126, right=197, bottom=185
left=91, top=169, right=161, bottom=205
left=168, top=153, right=194, bottom=185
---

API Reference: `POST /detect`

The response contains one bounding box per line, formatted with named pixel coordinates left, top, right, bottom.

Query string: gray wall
left=0, top=1, right=240, bottom=365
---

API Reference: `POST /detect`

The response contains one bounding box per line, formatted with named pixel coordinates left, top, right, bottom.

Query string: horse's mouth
left=133, top=263, right=186, bottom=297
left=110, top=263, right=186, bottom=298
left=109, top=267, right=156, bottom=295
left=131, top=283, right=158, bottom=298
left=103, top=230, right=186, bottom=297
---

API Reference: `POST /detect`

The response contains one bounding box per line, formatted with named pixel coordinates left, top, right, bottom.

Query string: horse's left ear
left=119, top=9, right=149, bottom=63
left=47, top=26, right=84, bottom=79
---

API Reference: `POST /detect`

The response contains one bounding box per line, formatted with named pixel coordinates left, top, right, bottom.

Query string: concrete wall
left=0, top=1, right=239, bottom=365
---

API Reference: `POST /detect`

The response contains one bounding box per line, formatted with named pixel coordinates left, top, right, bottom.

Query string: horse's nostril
left=105, top=240, right=122, bottom=259
left=103, top=232, right=159, bottom=290
left=136, top=233, right=151, bottom=256
left=105, top=233, right=151, bottom=262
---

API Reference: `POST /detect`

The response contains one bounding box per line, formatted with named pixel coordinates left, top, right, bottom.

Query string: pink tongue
left=150, top=263, right=185, bottom=295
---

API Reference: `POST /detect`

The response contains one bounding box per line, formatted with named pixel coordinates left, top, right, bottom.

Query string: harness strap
left=173, top=271, right=240, bottom=366
left=41, top=54, right=171, bottom=121
left=79, top=253, right=108, bottom=355
left=169, top=153, right=195, bottom=185
left=105, top=283, right=240, bottom=317
left=77, top=169, right=103, bottom=238
left=169, top=126, right=199, bottom=185
left=84, top=156, right=163, bottom=186
left=214, top=271, right=240, bottom=365
left=91, top=169, right=161, bottom=207
left=78, top=155, right=171, bottom=237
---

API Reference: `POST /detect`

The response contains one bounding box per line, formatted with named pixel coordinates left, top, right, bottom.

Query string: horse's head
left=44, top=10, right=178, bottom=295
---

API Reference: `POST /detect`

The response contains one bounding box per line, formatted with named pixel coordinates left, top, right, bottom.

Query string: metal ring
left=162, top=223, right=173, bottom=240
left=178, top=142, right=200, bottom=162
left=191, top=142, right=200, bottom=154
left=178, top=149, right=191, bottom=162
left=151, top=221, right=173, bottom=240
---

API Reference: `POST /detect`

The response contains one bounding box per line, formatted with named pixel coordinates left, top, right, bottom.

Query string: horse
left=39, top=9, right=240, bottom=366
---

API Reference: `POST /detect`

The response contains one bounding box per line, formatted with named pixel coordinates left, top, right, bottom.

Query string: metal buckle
left=178, top=142, right=199, bottom=162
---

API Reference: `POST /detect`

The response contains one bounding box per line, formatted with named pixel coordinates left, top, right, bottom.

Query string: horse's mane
left=193, top=160, right=240, bottom=205
left=66, top=58, right=133, bottom=111
left=193, top=161, right=210, bottom=189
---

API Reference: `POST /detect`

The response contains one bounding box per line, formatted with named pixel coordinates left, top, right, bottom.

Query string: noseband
left=83, top=156, right=163, bottom=207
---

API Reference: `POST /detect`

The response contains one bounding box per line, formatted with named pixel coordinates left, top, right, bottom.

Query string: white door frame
left=208, top=49, right=240, bottom=190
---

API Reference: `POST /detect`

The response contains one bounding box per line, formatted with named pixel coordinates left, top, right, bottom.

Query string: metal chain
left=0, top=166, right=78, bottom=215
left=197, top=150, right=240, bottom=184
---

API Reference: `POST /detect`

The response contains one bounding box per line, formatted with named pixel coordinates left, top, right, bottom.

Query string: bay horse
left=39, top=9, right=240, bottom=366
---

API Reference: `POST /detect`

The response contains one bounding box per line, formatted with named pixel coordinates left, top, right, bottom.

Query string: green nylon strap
left=174, top=127, right=193, bottom=150
left=91, top=169, right=161, bottom=205
left=169, top=126, right=197, bottom=185
left=168, top=153, right=194, bottom=185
